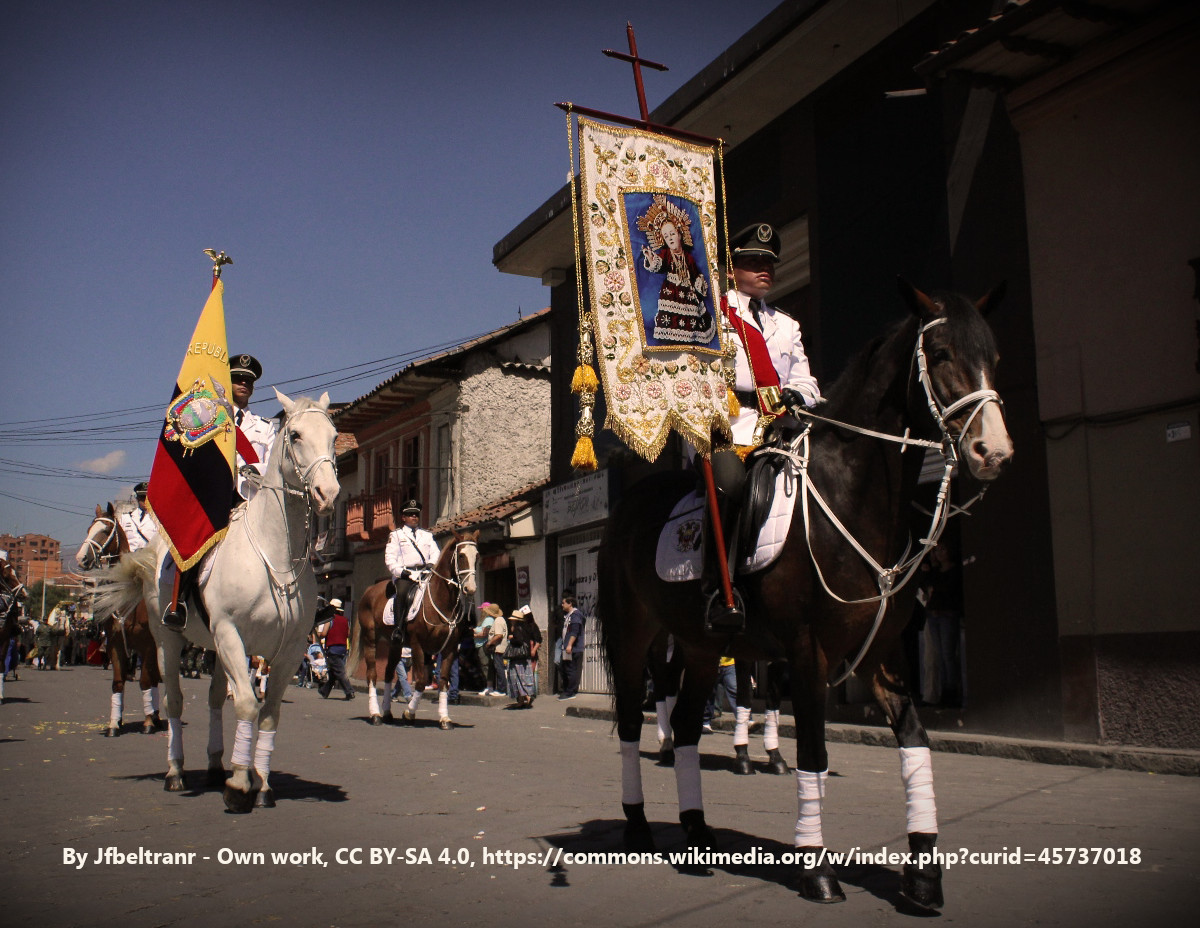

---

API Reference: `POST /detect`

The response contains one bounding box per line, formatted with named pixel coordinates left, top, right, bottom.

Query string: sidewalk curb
left=561, top=704, right=1200, bottom=778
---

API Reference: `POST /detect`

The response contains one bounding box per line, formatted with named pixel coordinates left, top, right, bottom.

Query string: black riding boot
left=391, top=592, right=409, bottom=649
left=162, top=568, right=198, bottom=630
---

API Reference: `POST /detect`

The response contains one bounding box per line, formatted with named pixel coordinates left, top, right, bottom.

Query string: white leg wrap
left=141, top=687, right=155, bottom=717
left=232, top=718, right=254, bottom=768
left=110, top=692, right=123, bottom=727
left=674, top=744, right=703, bottom=813
left=900, top=746, right=938, bottom=834
left=438, top=690, right=449, bottom=718
left=734, top=706, right=752, bottom=746
left=794, top=769, right=828, bottom=848
left=150, top=685, right=160, bottom=713
left=368, top=686, right=381, bottom=716
left=620, top=740, right=644, bottom=805
left=656, top=697, right=675, bottom=742
left=407, top=690, right=422, bottom=713
left=167, top=717, right=184, bottom=762
left=254, top=729, right=276, bottom=778
left=207, top=706, right=224, bottom=758
left=764, top=709, right=780, bottom=751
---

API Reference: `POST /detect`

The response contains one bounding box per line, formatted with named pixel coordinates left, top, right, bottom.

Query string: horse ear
left=317, top=391, right=330, bottom=410
left=897, top=277, right=941, bottom=321
left=96, top=504, right=104, bottom=517
left=273, top=387, right=295, bottom=414
left=975, top=281, right=1007, bottom=316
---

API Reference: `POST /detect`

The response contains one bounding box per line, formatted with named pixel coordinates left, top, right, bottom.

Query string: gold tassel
left=570, top=435, right=597, bottom=471
left=726, top=385, right=741, bottom=419
left=571, top=363, right=599, bottom=394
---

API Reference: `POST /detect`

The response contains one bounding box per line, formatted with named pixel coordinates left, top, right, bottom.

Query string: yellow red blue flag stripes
left=146, top=280, right=236, bottom=570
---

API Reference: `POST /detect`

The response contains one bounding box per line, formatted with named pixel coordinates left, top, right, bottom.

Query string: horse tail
left=347, top=605, right=364, bottom=673
left=94, top=545, right=160, bottom=620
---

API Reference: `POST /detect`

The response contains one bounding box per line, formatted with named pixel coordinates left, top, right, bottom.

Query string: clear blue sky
left=0, top=0, right=781, bottom=552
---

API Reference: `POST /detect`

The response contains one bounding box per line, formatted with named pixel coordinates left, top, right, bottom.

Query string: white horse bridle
left=415, top=539, right=479, bottom=656
left=79, top=516, right=121, bottom=570
left=765, top=316, right=1004, bottom=685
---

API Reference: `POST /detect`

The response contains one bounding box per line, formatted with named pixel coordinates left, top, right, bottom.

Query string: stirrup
left=704, top=589, right=746, bottom=634
left=162, top=602, right=187, bottom=631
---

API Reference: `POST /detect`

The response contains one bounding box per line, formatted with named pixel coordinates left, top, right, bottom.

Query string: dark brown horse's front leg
left=872, top=663, right=943, bottom=911
left=106, top=638, right=129, bottom=738
left=791, top=655, right=845, bottom=903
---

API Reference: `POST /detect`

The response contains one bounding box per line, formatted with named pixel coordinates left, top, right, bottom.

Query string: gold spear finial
left=202, top=249, right=234, bottom=278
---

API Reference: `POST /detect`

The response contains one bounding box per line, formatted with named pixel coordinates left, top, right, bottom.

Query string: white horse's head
left=274, top=389, right=340, bottom=514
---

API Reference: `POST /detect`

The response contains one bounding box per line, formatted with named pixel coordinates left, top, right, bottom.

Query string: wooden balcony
left=345, top=485, right=406, bottom=542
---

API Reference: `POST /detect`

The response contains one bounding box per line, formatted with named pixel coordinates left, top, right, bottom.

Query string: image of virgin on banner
left=627, top=192, right=719, bottom=351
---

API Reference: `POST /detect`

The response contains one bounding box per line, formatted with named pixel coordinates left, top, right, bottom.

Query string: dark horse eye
left=289, top=431, right=300, bottom=442
left=931, top=348, right=952, bottom=364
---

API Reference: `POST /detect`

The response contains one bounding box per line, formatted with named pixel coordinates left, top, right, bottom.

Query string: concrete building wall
left=1015, top=28, right=1200, bottom=746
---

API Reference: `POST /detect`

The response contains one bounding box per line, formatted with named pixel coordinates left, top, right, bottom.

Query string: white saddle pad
left=654, top=470, right=798, bottom=583
left=380, top=581, right=427, bottom=626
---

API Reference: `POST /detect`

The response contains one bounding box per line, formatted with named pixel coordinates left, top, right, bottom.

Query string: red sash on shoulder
left=723, top=297, right=780, bottom=414
left=235, top=427, right=259, bottom=465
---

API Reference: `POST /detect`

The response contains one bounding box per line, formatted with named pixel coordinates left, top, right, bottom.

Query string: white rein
left=765, top=316, right=1003, bottom=686
left=415, top=540, right=478, bottom=656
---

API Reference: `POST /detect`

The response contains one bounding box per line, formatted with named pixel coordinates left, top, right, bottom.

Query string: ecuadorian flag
left=146, top=280, right=236, bottom=570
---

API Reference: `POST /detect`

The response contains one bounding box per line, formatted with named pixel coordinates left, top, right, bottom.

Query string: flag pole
left=165, top=249, right=234, bottom=620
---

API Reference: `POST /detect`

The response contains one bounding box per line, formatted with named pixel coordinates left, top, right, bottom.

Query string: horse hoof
left=439, top=717, right=452, bottom=730
left=901, top=832, right=943, bottom=910
left=223, top=784, right=258, bottom=814
left=796, top=847, right=846, bottom=903
left=679, top=810, right=717, bottom=852
left=371, top=715, right=383, bottom=726
left=254, top=788, right=276, bottom=809
left=765, top=750, right=790, bottom=775
left=164, top=773, right=186, bottom=792
left=104, top=726, right=120, bottom=738
left=142, top=720, right=156, bottom=734
left=402, top=710, right=415, bottom=722
left=733, top=757, right=756, bottom=775
left=797, top=871, right=846, bottom=903
left=657, top=748, right=675, bottom=767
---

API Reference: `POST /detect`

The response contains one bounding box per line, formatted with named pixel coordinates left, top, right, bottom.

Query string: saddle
left=734, top=415, right=805, bottom=560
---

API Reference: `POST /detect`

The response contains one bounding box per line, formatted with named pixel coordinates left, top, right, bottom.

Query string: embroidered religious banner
left=575, top=116, right=733, bottom=462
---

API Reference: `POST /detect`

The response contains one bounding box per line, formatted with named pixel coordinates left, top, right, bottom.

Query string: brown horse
left=1, top=557, right=28, bottom=701
left=349, top=529, right=479, bottom=728
left=76, top=504, right=163, bottom=736
left=598, top=281, right=1012, bottom=909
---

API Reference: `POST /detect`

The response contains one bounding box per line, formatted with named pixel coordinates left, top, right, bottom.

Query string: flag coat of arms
left=577, top=116, right=732, bottom=461
left=146, top=281, right=236, bottom=570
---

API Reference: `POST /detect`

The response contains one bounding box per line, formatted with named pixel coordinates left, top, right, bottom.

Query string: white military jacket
left=726, top=288, right=821, bottom=445
left=236, top=408, right=278, bottom=500
left=385, top=525, right=440, bottom=579
left=117, top=507, right=159, bottom=552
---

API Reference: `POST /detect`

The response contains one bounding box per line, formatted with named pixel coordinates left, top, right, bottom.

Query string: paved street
left=2, top=665, right=1197, bottom=927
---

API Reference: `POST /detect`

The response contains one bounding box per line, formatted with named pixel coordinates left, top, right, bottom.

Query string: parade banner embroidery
left=146, top=281, right=236, bottom=570
left=578, top=116, right=732, bottom=461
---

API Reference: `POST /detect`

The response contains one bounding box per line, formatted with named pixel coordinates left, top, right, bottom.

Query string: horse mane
left=818, top=315, right=916, bottom=424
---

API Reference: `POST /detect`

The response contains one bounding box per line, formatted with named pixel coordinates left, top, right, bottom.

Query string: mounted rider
left=384, top=499, right=440, bottom=650
left=117, top=482, right=159, bottom=553
left=162, top=352, right=277, bottom=630
left=228, top=354, right=278, bottom=502
left=704, top=222, right=822, bottom=629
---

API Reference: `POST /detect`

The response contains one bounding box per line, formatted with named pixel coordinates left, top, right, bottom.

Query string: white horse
left=98, top=390, right=339, bottom=812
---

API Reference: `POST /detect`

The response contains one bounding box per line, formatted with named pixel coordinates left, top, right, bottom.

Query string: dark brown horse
left=598, top=281, right=1011, bottom=909
left=76, top=504, right=163, bottom=736
left=1, top=557, right=28, bottom=702
left=349, top=530, right=479, bottom=729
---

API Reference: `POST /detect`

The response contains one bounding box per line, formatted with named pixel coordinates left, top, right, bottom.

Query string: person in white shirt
left=705, top=222, right=822, bottom=627
left=229, top=353, right=278, bottom=502
left=384, top=500, right=440, bottom=648
left=118, top=482, right=159, bottom=552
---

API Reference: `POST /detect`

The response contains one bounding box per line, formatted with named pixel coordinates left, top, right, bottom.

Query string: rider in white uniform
left=384, top=500, right=440, bottom=647
left=229, top=353, right=278, bottom=502
left=118, top=482, right=159, bottom=552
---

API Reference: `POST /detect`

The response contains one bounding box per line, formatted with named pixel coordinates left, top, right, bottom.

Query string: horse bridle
left=79, top=515, right=121, bottom=570
left=768, top=315, right=1004, bottom=685
left=415, top=539, right=479, bottom=656
left=1, top=562, right=25, bottom=609
left=279, top=407, right=339, bottom=502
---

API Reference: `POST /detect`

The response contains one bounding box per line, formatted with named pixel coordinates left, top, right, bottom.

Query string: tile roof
left=430, top=478, right=550, bottom=535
